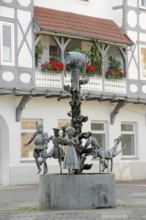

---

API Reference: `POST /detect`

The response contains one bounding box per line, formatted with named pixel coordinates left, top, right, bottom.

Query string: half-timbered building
left=0, top=0, right=146, bottom=185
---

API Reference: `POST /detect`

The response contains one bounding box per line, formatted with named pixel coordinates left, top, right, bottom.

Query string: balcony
left=35, top=71, right=126, bottom=97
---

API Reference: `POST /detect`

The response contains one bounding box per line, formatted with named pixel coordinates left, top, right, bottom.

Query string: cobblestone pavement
left=1, top=180, right=146, bottom=220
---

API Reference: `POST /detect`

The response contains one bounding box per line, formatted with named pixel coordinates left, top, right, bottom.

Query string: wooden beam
left=110, top=101, right=126, bottom=124
left=16, top=95, right=32, bottom=122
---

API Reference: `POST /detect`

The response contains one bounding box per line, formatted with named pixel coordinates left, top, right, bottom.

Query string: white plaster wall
left=22, top=98, right=146, bottom=170
left=38, top=36, right=54, bottom=68
left=83, top=102, right=146, bottom=181
left=34, top=0, right=113, bottom=19
left=111, top=0, right=123, bottom=6
left=90, top=162, right=146, bottom=180
left=126, top=2, right=146, bottom=81
left=127, top=36, right=139, bottom=79
left=128, top=10, right=137, bottom=28
left=139, top=12, right=146, bottom=30
left=0, top=96, right=21, bottom=166
left=17, top=10, right=33, bottom=68
left=140, top=33, right=146, bottom=41
left=0, top=95, right=21, bottom=184
left=21, top=99, right=146, bottom=161
left=1, top=95, right=146, bottom=184
left=0, top=116, right=9, bottom=185
left=109, top=0, right=123, bottom=27
left=0, top=6, right=14, bottom=18
left=127, top=0, right=138, bottom=7
left=17, top=0, right=31, bottom=7
left=22, top=97, right=71, bottom=136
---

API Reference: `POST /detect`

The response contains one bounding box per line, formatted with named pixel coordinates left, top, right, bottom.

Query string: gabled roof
left=34, top=6, right=133, bottom=46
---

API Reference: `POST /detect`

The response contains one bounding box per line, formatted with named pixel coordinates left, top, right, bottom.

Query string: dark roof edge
left=36, top=29, right=133, bottom=47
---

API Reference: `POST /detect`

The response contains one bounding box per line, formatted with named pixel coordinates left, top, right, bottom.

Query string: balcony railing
left=35, top=71, right=126, bottom=95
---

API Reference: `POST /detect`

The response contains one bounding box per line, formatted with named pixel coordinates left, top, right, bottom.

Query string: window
left=140, top=46, right=146, bottom=79
left=58, top=119, right=70, bottom=137
left=121, top=123, right=137, bottom=157
left=58, top=119, right=70, bottom=152
left=21, top=119, right=43, bottom=158
left=0, top=22, right=14, bottom=65
left=58, top=119, right=70, bottom=128
left=49, top=45, right=60, bottom=62
left=91, top=121, right=107, bottom=149
left=140, top=0, right=146, bottom=7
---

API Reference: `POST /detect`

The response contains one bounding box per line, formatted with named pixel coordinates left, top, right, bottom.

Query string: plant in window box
left=41, top=61, right=63, bottom=73
left=85, top=43, right=103, bottom=76
left=105, top=56, right=126, bottom=79
left=105, top=69, right=126, bottom=79
left=35, top=43, right=43, bottom=67
left=85, top=64, right=100, bottom=77
left=65, top=63, right=99, bottom=77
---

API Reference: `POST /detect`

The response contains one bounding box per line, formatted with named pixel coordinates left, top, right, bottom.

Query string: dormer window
left=0, top=22, right=15, bottom=66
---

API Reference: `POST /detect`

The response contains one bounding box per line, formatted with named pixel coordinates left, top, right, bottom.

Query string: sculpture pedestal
left=39, top=173, right=116, bottom=210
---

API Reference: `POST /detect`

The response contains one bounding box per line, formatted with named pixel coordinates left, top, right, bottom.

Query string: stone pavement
left=0, top=180, right=146, bottom=220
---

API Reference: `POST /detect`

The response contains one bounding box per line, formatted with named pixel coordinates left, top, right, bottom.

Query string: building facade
left=0, top=0, right=146, bottom=185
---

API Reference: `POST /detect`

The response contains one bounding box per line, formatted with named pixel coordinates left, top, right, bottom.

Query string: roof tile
left=34, top=6, right=133, bottom=46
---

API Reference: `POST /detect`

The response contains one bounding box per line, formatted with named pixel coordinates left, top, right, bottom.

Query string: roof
left=34, top=6, right=133, bottom=46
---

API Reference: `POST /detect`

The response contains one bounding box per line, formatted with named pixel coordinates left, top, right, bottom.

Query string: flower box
left=81, top=64, right=101, bottom=77
left=41, top=61, right=63, bottom=73
left=105, top=69, right=126, bottom=79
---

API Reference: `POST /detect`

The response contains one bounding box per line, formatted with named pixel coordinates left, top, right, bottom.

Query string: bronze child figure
left=63, top=126, right=79, bottom=174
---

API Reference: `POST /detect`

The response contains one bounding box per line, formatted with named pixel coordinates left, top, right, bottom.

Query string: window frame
left=139, top=0, right=146, bottom=9
left=21, top=119, right=43, bottom=160
left=49, top=45, right=60, bottom=62
left=75, top=0, right=89, bottom=4
left=58, top=119, right=70, bottom=137
left=91, top=121, right=108, bottom=150
left=0, top=21, right=15, bottom=66
left=121, top=122, right=138, bottom=159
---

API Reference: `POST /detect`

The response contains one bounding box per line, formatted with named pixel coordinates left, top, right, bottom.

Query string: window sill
left=139, top=6, right=146, bottom=10
left=21, top=158, right=35, bottom=163
left=121, top=156, right=139, bottom=160
left=76, top=0, right=89, bottom=5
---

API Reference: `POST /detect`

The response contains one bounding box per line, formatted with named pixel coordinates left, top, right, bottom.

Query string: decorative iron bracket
left=110, top=101, right=126, bottom=124
left=16, top=95, right=32, bottom=122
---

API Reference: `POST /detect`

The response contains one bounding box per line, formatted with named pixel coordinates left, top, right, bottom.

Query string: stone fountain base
left=39, top=173, right=116, bottom=209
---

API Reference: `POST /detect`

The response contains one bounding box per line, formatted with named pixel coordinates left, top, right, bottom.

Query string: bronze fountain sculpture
left=38, top=52, right=125, bottom=209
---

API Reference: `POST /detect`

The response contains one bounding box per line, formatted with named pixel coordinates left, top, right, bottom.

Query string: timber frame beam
left=110, top=101, right=126, bottom=124
left=16, top=95, right=32, bottom=122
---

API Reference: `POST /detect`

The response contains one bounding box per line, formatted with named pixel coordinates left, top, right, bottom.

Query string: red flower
left=86, top=64, right=96, bottom=73
left=41, top=61, right=63, bottom=72
left=106, top=69, right=126, bottom=79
